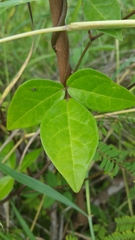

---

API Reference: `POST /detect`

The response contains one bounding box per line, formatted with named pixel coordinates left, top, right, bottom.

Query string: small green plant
left=1, top=0, right=135, bottom=239
left=6, top=0, right=135, bottom=192
left=104, top=216, right=135, bottom=239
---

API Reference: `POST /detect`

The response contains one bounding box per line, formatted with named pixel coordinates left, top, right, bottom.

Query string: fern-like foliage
left=115, top=216, right=135, bottom=232
left=104, top=231, right=135, bottom=240
left=124, top=141, right=135, bottom=157
left=98, top=113, right=135, bottom=142
left=94, top=142, right=135, bottom=178
left=104, top=216, right=135, bottom=240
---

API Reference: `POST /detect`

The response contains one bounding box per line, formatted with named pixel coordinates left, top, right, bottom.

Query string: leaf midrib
left=9, top=89, right=64, bottom=127
left=66, top=104, right=75, bottom=183
left=69, top=87, right=135, bottom=103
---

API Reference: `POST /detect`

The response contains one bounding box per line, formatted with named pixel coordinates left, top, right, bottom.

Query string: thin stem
left=1, top=20, right=135, bottom=43
left=2, top=138, right=24, bottom=164
left=49, top=0, right=71, bottom=85
left=3, top=42, right=9, bottom=87
left=122, top=170, right=133, bottom=216
left=0, top=43, right=34, bottom=106
left=4, top=201, right=9, bottom=233
left=115, top=39, right=120, bottom=83
left=74, top=10, right=135, bottom=72
left=74, top=31, right=104, bottom=72
left=28, top=195, right=45, bottom=236
left=85, top=173, right=95, bottom=240
left=123, top=10, right=135, bottom=19
left=74, top=40, right=91, bottom=72
left=95, top=108, right=135, bottom=119
left=2, top=15, right=10, bottom=101
left=119, top=131, right=133, bottom=216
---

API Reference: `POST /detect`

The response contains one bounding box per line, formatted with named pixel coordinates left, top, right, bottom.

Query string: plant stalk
left=48, top=0, right=71, bottom=85
left=1, top=20, right=135, bottom=43
left=85, top=173, right=95, bottom=240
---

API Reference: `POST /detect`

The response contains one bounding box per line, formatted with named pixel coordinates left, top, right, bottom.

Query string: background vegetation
left=0, top=0, right=135, bottom=239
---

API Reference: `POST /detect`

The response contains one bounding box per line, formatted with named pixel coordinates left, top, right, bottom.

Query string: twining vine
left=49, top=0, right=71, bottom=85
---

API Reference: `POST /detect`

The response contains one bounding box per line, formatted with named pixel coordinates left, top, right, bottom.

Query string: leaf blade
left=67, top=69, right=135, bottom=113
left=0, top=0, right=38, bottom=8
left=83, top=0, right=122, bottom=40
left=20, top=148, right=43, bottom=172
left=7, top=79, right=65, bottom=129
left=0, top=176, right=14, bottom=201
left=40, top=99, right=99, bottom=192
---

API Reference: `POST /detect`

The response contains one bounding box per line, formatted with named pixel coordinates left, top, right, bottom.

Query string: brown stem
left=49, top=0, right=71, bottom=86
left=123, top=10, right=135, bottom=19
left=73, top=188, right=87, bottom=229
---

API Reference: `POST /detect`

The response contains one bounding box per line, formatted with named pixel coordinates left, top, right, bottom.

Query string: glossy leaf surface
left=67, top=69, right=135, bottom=112
left=40, top=99, right=98, bottom=192
left=83, top=0, right=122, bottom=40
left=7, top=79, right=64, bottom=129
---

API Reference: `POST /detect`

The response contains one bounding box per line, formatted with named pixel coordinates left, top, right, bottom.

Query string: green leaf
left=100, top=158, right=108, bottom=170
left=7, top=79, right=65, bottom=129
left=0, top=162, right=87, bottom=217
left=0, top=232, right=10, bottom=240
left=0, top=141, right=16, bottom=168
left=105, top=160, right=114, bottom=172
left=0, top=8, right=8, bottom=14
left=40, top=99, right=99, bottom=192
left=83, top=0, right=122, bottom=40
left=20, top=148, right=43, bottom=172
left=67, top=69, right=135, bottom=113
left=112, top=164, right=119, bottom=176
left=0, top=0, right=38, bottom=8
left=43, top=195, right=55, bottom=209
left=0, top=176, right=14, bottom=200
left=11, top=201, right=36, bottom=240
left=46, top=171, right=58, bottom=188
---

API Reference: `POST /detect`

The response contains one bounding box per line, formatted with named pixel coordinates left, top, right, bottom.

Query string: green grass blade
left=0, top=0, right=38, bottom=8
left=11, top=201, right=36, bottom=240
left=0, top=162, right=87, bottom=217
left=112, top=57, right=135, bottom=80
left=0, top=232, right=10, bottom=240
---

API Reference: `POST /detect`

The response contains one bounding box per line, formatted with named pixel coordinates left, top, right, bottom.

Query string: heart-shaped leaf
left=7, top=79, right=65, bottom=129
left=83, top=0, right=122, bottom=40
left=40, top=99, right=99, bottom=192
left=67, top=68, right=135, bottom=112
